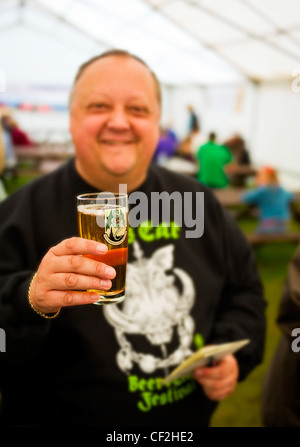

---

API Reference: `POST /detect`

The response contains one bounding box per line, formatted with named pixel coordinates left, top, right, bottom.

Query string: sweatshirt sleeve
left=209, top=206, right=267, bottom=381
left=0, top=190, right=51, bottom=365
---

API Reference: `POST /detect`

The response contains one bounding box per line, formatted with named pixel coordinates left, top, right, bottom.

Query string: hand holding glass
left=77, top=192, right=128, bottom=305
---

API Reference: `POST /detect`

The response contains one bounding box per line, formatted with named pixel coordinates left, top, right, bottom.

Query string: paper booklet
left=161, top=339, right=250, bottom=386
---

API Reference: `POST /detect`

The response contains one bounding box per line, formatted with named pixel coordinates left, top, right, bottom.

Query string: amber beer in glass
left=77, top=192, right=128, bottom=305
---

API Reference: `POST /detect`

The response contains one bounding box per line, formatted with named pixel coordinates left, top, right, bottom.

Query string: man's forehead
left=70, top=54, right=161, bottom=108
left=78, top=55, right=154, bottom=84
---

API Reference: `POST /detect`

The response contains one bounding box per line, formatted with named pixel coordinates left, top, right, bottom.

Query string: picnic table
left=212, top=187, right=300, bottom=246
left=15, top=144, right=74, bottom=174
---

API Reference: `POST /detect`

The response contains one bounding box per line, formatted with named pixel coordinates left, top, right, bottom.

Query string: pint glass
left=77, top=192, right=128, bottom=305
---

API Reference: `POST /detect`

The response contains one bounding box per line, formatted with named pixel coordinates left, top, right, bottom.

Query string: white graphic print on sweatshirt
left=103, top=241, right=196, bottom=375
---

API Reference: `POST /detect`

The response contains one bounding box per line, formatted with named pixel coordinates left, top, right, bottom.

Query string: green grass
left=2, top=172, right=39, bottom=195
left=210, top=241, right=297, bottom=427
left=2, top=175, right=300, bottom=427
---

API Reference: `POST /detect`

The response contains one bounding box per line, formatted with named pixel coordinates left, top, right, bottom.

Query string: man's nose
left=107, top=108, right=130, bottom=129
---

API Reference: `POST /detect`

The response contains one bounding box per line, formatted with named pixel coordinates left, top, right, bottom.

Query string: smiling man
left=0, top=50, right=266, bottom=428
left=69, top=52, right=161, bottom=192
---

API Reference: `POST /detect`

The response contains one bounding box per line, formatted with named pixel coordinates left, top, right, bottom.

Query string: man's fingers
left=196, top=372, right=235, bottom=391
left=193, top=355, right=239, bottom=401
left=46, top=289, right=103, bottom=308
left=31, top=236, right=116, bottom=313
left=49, top=255, right=116, bottom=279
left=47, top=237, right=116, bottom=280
left=53, top=272, right=113, bottom=292
left=50, top=237, right=108, bottom=257
left=30, top=271, right=113, bottom=314
left=195, top=370, right=237, bottom=401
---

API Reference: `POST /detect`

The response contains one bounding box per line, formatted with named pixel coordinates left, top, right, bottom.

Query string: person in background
left=187, top=104, right=200, bottom=135
left=0, top=115, right=18, bottom=179
left=152, top=126, right=178, bottom=166
left=196, top=132, right=233, bottom=188
left=186, top=105, right=204, bottom=153
left=224, top=134, right=251, bottom=187
left=1, top=114, right=34, bottom=147
left=224, top=134, right=251, bottom=166
left=0, top=49, right=265, bottom=428
left=241, top=166, right=295, bottom=234
left=262, top=242, right=300, bottom=426
left=177, top=135, right=196, bottom=163
left=165, top=124, right=178, bottom=148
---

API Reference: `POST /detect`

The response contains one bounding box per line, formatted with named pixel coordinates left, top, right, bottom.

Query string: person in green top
left=196, top=132, right=233, bottom=188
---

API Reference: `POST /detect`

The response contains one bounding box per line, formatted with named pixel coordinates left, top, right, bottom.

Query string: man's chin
left=103, top=162, right=135, bottom=177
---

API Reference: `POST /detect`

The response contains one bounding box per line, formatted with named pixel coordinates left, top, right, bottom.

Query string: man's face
left=69, top=55, right=161, bottom=190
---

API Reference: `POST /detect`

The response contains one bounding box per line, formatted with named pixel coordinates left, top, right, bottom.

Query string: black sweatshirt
left=0, top=159, right=266, bottom=427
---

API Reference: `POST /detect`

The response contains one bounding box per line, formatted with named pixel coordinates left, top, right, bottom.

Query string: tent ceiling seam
left=241, top=0, right=300, bottom=47
left=28, top=0, right=111, bottom=50
left=183, top=0, right=300, bottom=63
left=140, top=0, right=249, bottom=79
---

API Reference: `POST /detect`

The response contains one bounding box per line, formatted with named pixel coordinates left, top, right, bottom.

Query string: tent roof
left=0, top=0, right=299, bottom=87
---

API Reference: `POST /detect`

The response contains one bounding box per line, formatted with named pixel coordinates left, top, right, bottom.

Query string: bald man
left=0, top=50, right=265, bottom=428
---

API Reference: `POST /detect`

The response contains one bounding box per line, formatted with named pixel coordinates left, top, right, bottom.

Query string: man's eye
left=89, top=103, right=109, bottom=110
left=129, top=106, right=148, bottom=115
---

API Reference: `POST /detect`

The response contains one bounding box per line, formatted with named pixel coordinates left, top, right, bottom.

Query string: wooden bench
left=247, top=232, right=300, bottom=246
left=212, top=188, right=248, bottom=207
left=213, top=188, right=300, bottom=208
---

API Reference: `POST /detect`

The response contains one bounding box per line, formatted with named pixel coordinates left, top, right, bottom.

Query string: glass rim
left=77, top=192, right=128, bottom=201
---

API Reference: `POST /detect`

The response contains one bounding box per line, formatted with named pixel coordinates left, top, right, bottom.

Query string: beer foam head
left=77, top=204, right=105, bottom=216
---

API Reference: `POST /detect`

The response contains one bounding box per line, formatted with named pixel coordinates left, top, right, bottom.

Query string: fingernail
left=105, top=266, right=116, bottom=278
left=101, top=279, right=112, bottom=289
left=97, top=244, right=108, bottom=253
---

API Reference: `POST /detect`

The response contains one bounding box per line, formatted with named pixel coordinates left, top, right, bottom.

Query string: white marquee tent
left=0, top=0, right=300, bottom=186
